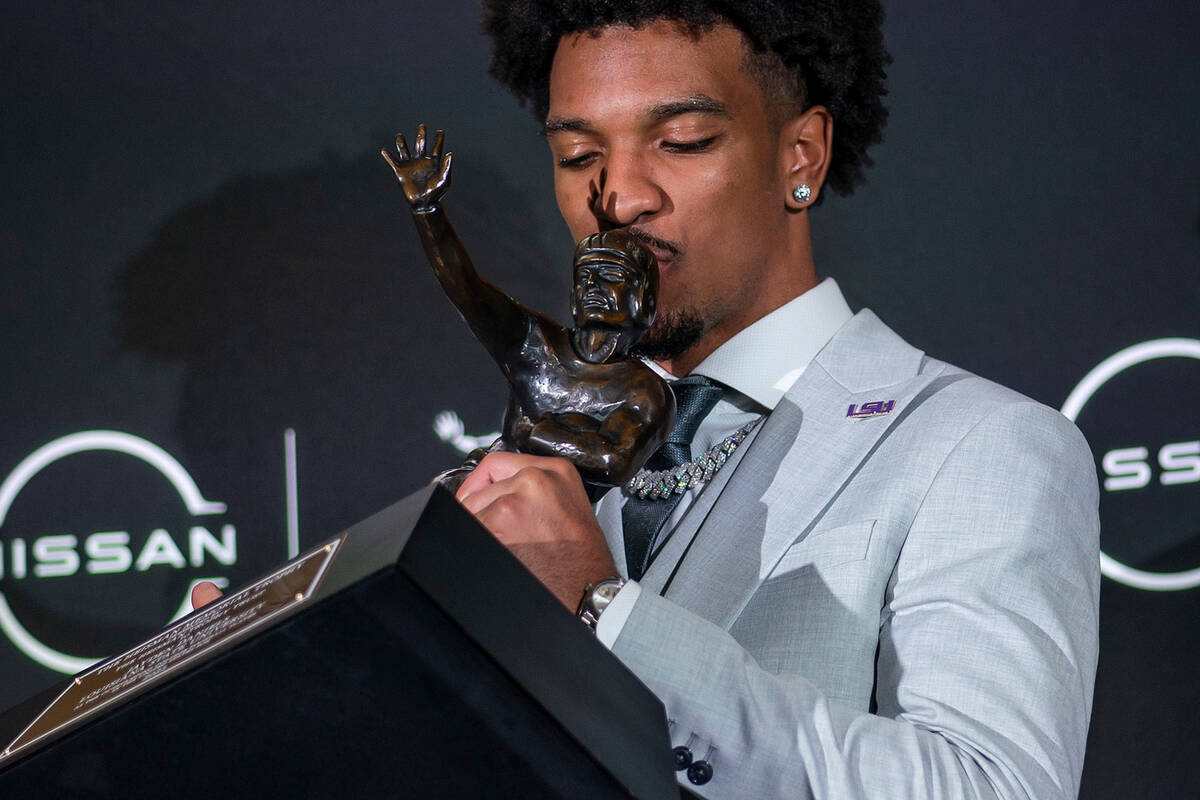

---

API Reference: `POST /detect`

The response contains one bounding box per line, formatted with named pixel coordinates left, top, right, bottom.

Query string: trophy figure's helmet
left=570, top=231, right=658, bottom=334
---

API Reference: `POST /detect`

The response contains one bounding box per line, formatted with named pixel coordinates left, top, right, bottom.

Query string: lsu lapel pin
left=846, top=400, right=895, bottom=419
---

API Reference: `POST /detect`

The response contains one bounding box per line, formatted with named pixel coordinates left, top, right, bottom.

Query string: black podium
left=0, top=485, right=678, bottom=798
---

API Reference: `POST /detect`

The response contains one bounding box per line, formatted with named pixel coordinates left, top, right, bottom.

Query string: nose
left=592, top=152, right=662, bottom=228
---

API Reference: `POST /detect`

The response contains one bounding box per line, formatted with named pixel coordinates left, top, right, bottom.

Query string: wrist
left=576, top=576, right=626, bottom=632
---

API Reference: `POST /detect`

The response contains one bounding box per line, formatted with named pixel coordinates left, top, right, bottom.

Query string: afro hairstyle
left=482, top=0, right=891, bottom=197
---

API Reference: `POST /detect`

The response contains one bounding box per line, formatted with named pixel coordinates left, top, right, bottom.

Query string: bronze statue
left=382, top=125, right=675, bottom=494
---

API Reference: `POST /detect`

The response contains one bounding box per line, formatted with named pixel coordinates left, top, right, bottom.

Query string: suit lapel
left=651, top=311, right=937, bottom=628
left=594, top=419, right=763, bottom=582
left=637, top=417, right=767, bottom=593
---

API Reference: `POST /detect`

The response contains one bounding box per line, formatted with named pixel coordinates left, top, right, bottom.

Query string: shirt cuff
left=595, top=580, right=641, bottom=648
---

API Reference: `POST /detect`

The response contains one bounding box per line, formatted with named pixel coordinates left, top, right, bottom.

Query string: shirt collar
left=677, top=277, right=853, bottom=409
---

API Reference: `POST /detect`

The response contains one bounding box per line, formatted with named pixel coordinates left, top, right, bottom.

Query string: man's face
left=571, top=258, right=647, bottom=332
left=546, top=21, right=799, bottom=366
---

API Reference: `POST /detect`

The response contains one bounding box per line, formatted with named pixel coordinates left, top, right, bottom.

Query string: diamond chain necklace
left=625, top=416, right=763, bottom=501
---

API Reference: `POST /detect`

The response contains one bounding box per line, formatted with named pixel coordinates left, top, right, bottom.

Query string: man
left=455, top=2, right=1100, bottom=799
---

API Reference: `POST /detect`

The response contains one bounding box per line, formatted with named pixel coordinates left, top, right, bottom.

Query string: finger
left=457, top=471, right=521, bottom=518
left=430, top=130, right=444, bottom=162
left=456, top=450, right=550, bottom=502
left=414, top=123, right=427, bottom=157
left=458, top=473, right=556, bottom=546
left=458, top=465, right=594, bottom=548
left=191, top=581, right=224, bottom=611
left=437, top=151, right=454, bottom=188
left=457, top=451, right=519, bottom=501
left=394, top=132, right=410, bottom=160
left=380, top=148, right=402, bottom=176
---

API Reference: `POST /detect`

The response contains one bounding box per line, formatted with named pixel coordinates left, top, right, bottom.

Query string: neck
left=658, top=246, right=819, bottom=376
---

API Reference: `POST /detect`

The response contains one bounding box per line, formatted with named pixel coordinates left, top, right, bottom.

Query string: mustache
left=624, top=227, right=682, bottom=258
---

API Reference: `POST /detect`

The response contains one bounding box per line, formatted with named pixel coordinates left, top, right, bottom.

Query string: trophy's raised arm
left=383, top=124, right=675, bottom=493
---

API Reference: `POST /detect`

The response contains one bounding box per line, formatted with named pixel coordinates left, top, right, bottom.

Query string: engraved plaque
left=2, top=536, right=342, bottom=759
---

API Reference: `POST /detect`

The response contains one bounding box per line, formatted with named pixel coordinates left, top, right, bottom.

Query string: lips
left=623, top=228, right=680, bottom=273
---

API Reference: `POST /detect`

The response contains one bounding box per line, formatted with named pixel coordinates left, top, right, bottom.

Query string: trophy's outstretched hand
left=381, top=123, right=453, bottom=212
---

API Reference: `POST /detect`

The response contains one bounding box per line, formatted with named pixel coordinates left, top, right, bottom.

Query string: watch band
left=576, top=577, right=627, bottom=632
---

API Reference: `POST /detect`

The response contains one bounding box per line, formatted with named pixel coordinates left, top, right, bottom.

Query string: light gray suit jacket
left=597, top=310, right=1100, bottom=799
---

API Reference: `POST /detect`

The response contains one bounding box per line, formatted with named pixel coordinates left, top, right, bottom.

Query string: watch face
left=591, top=578, right=625, bottom=617
left=578, top=578, right=625, bottom=628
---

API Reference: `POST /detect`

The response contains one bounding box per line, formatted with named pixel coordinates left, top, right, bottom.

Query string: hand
left=434, top=409, right=466, bottom=442
left=456, top=451, right=617, bottom=610
left=381, top=123, right=453, bottom=211
left=190, top=580, right=224, bottom=610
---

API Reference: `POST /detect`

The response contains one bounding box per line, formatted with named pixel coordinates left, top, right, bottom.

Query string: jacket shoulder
left=818, top=309, right=1091, bottom=453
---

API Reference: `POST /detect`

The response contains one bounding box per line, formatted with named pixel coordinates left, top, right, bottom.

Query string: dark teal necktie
left=622, top=375, right=724, bottom=580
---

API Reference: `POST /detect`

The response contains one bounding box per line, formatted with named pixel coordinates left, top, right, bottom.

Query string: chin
left=630, top=309, right=706, bottom=361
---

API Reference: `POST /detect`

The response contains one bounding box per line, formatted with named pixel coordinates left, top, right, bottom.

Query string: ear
left=779, top=105, right=833, bottom=210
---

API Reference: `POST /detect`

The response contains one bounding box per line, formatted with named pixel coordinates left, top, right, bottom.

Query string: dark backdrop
left=1, top=2, right=1196, bottom=796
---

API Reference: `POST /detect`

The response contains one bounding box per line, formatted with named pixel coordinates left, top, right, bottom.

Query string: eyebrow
left=646, top=94, right=730, bottom=123
left=543, top=117, right=588, bottom=135
left=543, top=94, right=731, bottom=135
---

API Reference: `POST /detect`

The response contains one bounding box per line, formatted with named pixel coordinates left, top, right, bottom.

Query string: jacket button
left=673, top=746, right=693, bottom=770
left=687, top=761, right=713, bottom=785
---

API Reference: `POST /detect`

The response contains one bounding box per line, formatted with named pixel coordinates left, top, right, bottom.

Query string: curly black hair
left=482, top=0, right=890, bottom=197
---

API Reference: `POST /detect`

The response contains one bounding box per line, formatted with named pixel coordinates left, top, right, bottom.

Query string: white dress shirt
left=596, top=277, right=854, bottom=645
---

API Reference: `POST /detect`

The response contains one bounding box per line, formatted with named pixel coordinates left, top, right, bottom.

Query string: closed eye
left=662, top=136, right=718, bottom=153
left=557, top=152, right=598, bottom=170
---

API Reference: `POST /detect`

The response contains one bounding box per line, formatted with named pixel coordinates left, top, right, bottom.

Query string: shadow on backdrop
left=116, top=140, right=562, bottom=556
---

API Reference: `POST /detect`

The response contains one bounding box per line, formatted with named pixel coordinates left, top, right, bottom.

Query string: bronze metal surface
left=382, top=125, right=675, bottom=492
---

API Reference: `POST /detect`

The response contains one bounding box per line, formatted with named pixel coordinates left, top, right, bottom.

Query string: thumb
left=190, top=581, right=224, bottom=611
